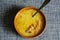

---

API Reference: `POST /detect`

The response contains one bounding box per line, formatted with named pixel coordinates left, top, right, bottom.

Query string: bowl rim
left=14, top=6, right=47, bottom=38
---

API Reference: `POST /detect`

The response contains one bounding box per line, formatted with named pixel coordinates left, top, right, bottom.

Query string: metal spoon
left=32, top=0, right=51, bottom=17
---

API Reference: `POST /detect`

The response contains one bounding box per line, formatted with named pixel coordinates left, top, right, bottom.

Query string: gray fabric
left=0, top=0, right=60, bottom=40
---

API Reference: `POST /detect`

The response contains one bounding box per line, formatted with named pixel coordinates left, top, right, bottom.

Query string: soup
left=14, top=7, right=46, bottom=38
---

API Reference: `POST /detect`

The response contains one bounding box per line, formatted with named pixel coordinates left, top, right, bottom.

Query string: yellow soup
left=14, top=7, right=46, bottom=38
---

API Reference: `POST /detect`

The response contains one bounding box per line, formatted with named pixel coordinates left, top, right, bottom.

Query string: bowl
left=14, top=6, right=46, bottom=38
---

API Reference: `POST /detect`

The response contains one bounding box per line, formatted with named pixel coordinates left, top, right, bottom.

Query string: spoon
left=25, top=0, right=50, bottom=33
left=32, top=0, right=50, bottom=17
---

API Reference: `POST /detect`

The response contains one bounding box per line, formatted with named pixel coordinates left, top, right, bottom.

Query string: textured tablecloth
left=0, top=0, right=60, bottom=40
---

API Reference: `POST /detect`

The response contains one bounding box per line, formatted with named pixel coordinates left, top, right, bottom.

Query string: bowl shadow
left=3, top=5, right=25, bottom=36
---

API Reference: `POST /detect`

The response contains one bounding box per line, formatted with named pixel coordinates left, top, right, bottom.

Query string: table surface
left=0, top=0, right=60, bottom=40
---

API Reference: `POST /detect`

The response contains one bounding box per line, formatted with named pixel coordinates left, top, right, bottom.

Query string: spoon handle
left=32, top=0, right=50, bottom=17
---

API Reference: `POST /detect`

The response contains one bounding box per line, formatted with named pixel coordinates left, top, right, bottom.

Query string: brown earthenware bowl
left=14, top=6, right=46, bottom=38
